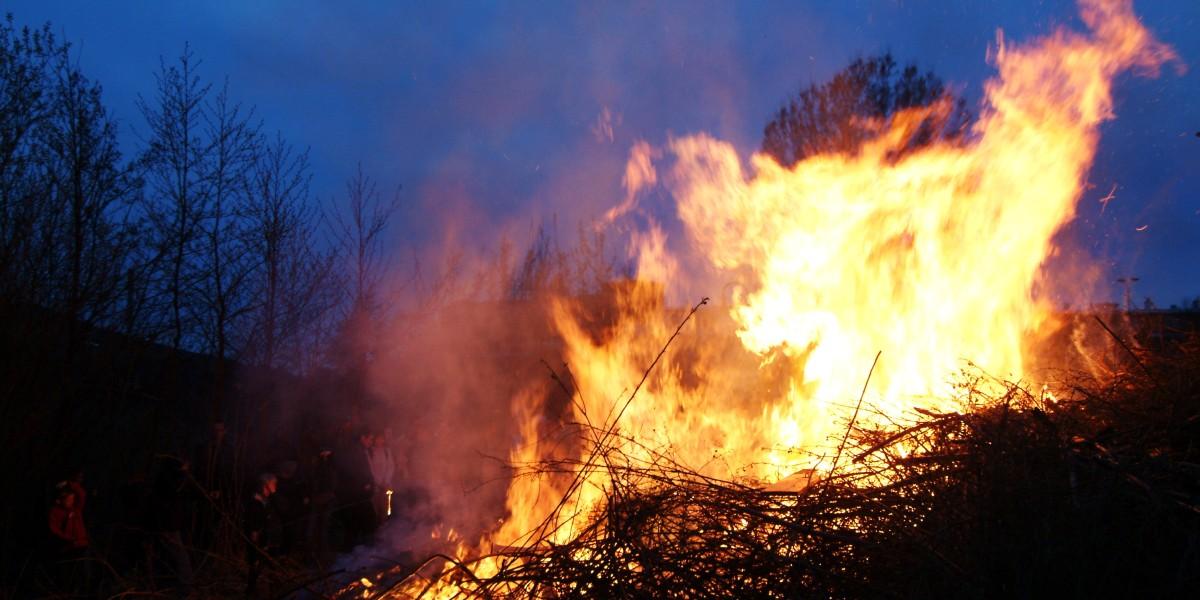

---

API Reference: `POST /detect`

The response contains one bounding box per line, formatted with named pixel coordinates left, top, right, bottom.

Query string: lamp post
left=1116, top=276, right=1139, bottom=312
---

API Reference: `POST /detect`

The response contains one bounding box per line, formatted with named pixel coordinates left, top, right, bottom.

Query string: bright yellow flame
left=559, top=0, right=1173, bottom=479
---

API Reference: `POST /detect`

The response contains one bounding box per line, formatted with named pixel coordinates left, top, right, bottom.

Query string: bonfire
left=331, top=1, right=1199, bottom=597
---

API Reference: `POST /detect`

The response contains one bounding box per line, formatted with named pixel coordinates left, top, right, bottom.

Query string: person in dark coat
left=271, top=460, right=306, bottom=554
left=195, top=421, right=235, bottom=499
left=337, top=431, right=377, bottom=548
left=193, top=420, right=235, bottom=551
left=308, top=448, right=338, bottom=558
left=148, top=457, right=194, bottom=594
left=245, top=472, right=279, bottom=596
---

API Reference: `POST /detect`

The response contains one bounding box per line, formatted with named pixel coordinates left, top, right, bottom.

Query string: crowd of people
left=43, top=421, right=412, bottom=597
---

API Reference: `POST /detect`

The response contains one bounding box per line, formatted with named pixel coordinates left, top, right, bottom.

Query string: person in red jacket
left=48, top=476, right=90, bottom=593
left=48, top=479, right=88, bottom=551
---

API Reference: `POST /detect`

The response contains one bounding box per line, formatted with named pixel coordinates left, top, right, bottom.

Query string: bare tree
left=38, top=46, right=140, bottom=337
left=0, top=16, right=139, bottom=336
left=568, top=222, right=621, bottom=295
left=243, top=132, right=335, bottom=372
left=509, top=221, right=568, bottom=301
left=505, top=217, right=624, bottom=301
left=0, top=16, right=149, bottom=498
left=0, top=17, right=58, bottom=305
left=137, top=43, right=211, bottom=350
left=327, top=164, right=400, bottom=379
left=330, top=163, right=400, bottom=319
left=197, top=80, right=259, bottom=417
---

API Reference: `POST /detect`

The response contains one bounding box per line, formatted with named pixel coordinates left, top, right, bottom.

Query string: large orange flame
left=389, top=1, right=1174, bottom=596
left=556, top=0, right=1174, bottom=481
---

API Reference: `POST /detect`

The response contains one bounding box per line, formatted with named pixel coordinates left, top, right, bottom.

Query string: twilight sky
left=7, top=1, right=1198, bottom=306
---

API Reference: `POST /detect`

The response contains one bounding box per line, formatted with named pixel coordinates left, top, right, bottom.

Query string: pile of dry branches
left=349, top=326, right=1200, bottom=599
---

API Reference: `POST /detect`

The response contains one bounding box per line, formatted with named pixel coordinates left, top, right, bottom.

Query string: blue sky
left=7, top=1, right=1198, bottom=306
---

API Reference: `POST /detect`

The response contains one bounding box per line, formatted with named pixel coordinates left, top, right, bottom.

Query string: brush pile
left=351, top=331, right=1200, bottom=599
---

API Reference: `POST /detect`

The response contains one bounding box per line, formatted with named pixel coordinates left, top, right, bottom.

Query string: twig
left=1093, top=315, right=1154, bottom=382
left=829, top=350, right=881, bottom=474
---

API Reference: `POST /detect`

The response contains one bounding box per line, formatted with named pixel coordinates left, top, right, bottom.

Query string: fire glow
left=552, top=0, right=1173, bottom=485
left=391, top=0, right=1175, bottom=596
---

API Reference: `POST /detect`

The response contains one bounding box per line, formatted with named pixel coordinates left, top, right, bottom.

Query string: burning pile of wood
left=346, top=331, right=1200, bottom=599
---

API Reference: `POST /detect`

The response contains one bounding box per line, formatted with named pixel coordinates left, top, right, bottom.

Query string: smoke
left=311, top=210, right=591, bottom=561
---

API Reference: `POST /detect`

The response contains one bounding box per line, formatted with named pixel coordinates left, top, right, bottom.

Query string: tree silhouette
left=243, top=132, right=334, bottom=372
left=330, top=163, right=400, bottom=320
left=197, top=81, right=260, bottom=419
left=761, top=52, right=971, bottom=167
left=40, top=45, right=140, bottom=336
left=0, top=17, right=61, bottom=306
left=137, top=44, right=212, bottom=351
left=0, top=16, right=138, bottom=336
